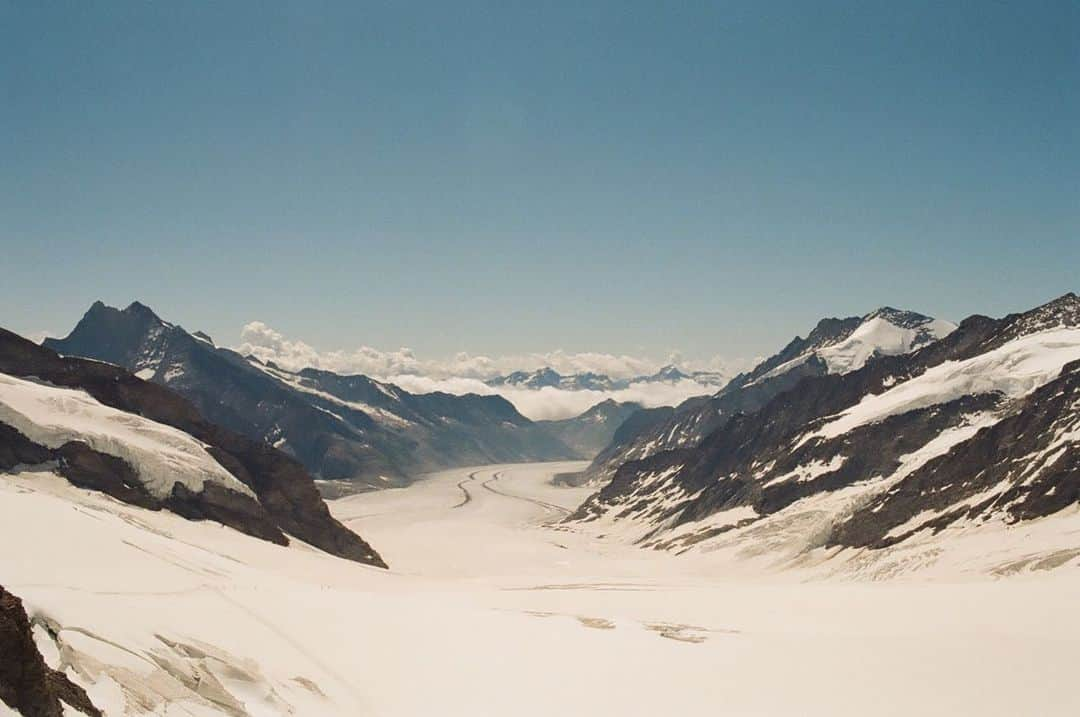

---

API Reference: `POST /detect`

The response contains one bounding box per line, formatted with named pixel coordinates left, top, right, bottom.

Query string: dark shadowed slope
left=1, top=327, right=386, bottom=567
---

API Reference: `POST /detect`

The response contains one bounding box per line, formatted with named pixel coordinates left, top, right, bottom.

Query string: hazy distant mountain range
left=485, top=365, right=730, bottom=392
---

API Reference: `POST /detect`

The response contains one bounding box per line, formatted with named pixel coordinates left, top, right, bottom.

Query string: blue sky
left=2, top=1, right=1077, bottom=367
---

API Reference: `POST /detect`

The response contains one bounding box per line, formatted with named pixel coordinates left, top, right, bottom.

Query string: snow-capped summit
left=751, top=307, right=956, bottom=383
left=486, top=368, right=618, bottom=391
left=566, top=305, right=957, bottom=487
left=814, top=308, right=956, bottom=375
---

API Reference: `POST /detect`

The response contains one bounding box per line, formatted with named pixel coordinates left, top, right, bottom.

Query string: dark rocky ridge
left=571, top=294, right=1080, bottom=555
left=538, top=399, right=644, bottom=458
left=45, top=302, right=576, bottom=489
left=0, top=422, right=287, bottom=544
left=830, top=358, right=1080, bottom=548
left=566, top=314, right=874, bottom=487
left=0, top=327, right=385, bottom=567
left=554, top=404, right=675, bottom=486
left=0, top=584, right=102, bottom=717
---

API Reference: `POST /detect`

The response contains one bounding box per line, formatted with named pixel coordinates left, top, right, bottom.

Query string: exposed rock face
left=0, top=584, right=102, bottom=717
left=538, top=399, right=644, bottom=458
left=573, top=308, right=953, bottom=488
left=45, top=302, right=575, bottom=489
left=554, top=404, right=674, bottom=486
left=569, top=294, right=1080, bottom=558
left=0, top=327, right=385, bottom=567
left=830, top=358, right=1080, bottom=548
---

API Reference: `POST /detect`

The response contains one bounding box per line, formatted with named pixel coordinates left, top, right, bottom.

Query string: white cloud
left=495, top=380, right=720, bottom=421
left=236, top=321, right=752, bottom=420
left=27, top=330, right=54, bottom=345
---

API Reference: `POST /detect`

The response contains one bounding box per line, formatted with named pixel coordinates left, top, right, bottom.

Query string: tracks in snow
left=480, top=471, right=571, bottom=518
left=452, top=471, right=480, bottom=509
left=451, top=469, right=573, bottom=519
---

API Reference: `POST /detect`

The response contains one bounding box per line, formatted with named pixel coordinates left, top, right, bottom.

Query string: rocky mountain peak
left=654, top=365, right=688, bottom=381
left=863, top=306, right=935, bottom=328
left=983, top=291, right=1080, bottom=350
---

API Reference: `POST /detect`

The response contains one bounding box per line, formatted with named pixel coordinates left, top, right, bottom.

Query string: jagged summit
left=44, top=301, right=577, bottom=488
left=863, top=306, right=935, bottom=327
left=570, top=304, right=958, bottom=489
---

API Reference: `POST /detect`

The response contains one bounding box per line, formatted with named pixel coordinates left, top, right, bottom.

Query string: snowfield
left=816, top=315, right=955, bottom=374
left=2, top=462, right=1079, bottom=716
left=811, top=327, right=1080, bottom=441
left=0, top=372, right=253, bottom=499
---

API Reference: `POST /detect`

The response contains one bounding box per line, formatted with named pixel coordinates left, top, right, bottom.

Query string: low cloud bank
left=237, top=321, right=750, bottom=420
left=385, top=375, right=719, bottom=421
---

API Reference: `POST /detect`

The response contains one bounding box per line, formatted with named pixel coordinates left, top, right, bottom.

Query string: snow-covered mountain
left=485, top=365, right=731, bottom=392
left=44, top=302, right=578, bottom=490
left=748, top=307, right=955, bottom=382
left=568, top=293, right=1080, bottom=572
left=563, top=306, right=957, bottom=487
left=0, top=326, right=384, bottom=567
left=3, top=298, right=1079, bottom=717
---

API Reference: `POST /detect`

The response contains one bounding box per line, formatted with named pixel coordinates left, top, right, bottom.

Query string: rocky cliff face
left=45, top=302, right=575, bottom=490
left=569, top=294, right=1080, bottom=562
left=0, top=327, right=386, bottom=567
left=1, top=584, right=102, bottom=717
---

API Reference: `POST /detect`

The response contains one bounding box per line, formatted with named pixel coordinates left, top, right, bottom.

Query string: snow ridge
left=0, top=372, right=253, bottom=500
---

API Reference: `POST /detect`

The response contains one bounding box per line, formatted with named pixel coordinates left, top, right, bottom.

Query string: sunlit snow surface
left=812, top=327, right=1080, bottom=441
left=2, top=462, right=1079, bottom=716
left=0, top=372, right=253, bottom=499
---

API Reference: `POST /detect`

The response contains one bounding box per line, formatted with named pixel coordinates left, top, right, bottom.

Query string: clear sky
left=2, top=1, right=1077, bottom=366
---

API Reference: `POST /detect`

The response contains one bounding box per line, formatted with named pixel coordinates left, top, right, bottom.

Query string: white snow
left=812, top=328, right=1080, bottom=441
left=0, top=372, right=254, bottom=499
left=763, top=455, right=847, bottom=487
left=254, top=362, right=413, bottom=428
left=747, top=315, right=955, bottom=386
left=2, top=460, right=1079, bottom=716
left=817, top=316, right=955, bottom=374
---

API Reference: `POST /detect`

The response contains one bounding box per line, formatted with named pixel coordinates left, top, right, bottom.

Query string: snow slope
left=3, top=463, right=1079, bottom=716
left=817, top=315, right=956, bottom=374
left=811, top=327, right=1080, bottom=441
left=0, top=372, right=253, bottom=499
left=755, top=311, right=956, bottom=383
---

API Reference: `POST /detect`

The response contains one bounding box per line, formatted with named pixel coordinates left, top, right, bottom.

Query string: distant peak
left=862, top=306, right=938, bottom=329
left=124, top=300, right=157, bottom=316
left=655, top=365, right=688, bottom=380
left=1045, top=291, right=1079, bottom=307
